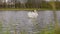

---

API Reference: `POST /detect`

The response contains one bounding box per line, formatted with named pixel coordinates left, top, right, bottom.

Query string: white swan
left=28, top=10, right=38, bottom=18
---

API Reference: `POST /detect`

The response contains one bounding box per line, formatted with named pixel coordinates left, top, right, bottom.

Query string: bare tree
left=18, top=0, right=28, bottom=8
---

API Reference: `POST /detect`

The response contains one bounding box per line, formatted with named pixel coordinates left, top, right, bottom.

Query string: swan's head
left=34, top=10, right=37, bottom=12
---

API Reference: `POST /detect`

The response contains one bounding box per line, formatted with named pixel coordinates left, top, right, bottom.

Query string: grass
left=0, top=7, right=52, bottom=11
left=0, top=21, right=10, bottom=34
left=3, top=30, right=10, bottom=34
left=0, top=21, right=3, bottom=34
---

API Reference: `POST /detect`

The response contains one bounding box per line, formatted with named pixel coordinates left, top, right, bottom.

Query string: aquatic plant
left=0, top=21, right=3, bottom=34
left=3, top=29, right=10, bottom=34
left=54, top=26, right=60, bottom=34
left=20, top=30, right=27, bottom=34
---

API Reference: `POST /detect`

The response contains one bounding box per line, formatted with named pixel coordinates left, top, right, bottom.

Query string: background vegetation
left=0, top=1, right=59, bottom=10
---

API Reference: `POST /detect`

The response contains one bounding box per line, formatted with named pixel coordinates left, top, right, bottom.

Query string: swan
left=28, top=10, right=38, bottom=18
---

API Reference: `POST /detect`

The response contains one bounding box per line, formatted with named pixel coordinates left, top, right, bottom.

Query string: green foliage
left=0, top=1, right=52, bottom=9
left=35, top=29, right=54, bottom=34
left=20, top=30, right=27, bottom=34
left=0, top=21, right=10, bottom=34
left=3, top=26, right=10, bottom=34
left=0, top=21, right=3, bottom=34
left=1, top=1, right=60, bottom=10
left=3, top=30, right=10, bottom=34
left=54, top=27, right=60, bottom=34
left=56, top=1, right=60, bottom=10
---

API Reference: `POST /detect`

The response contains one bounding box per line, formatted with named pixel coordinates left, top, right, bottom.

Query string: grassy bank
left=0, top=8, right=54, bottom=11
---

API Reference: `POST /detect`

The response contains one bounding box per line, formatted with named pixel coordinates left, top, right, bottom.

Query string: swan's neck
left=34, top=10, right=37, bottom=13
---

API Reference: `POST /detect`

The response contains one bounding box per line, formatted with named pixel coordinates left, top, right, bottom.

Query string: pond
left=0, top=10, right=60, bottom=34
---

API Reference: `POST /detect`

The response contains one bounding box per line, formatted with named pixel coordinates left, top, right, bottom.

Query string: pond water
left=0, top=10, right=60, bottom=34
